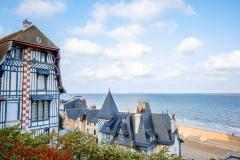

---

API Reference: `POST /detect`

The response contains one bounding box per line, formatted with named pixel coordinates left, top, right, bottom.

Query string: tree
left=0, top=126, right=183, bottom=160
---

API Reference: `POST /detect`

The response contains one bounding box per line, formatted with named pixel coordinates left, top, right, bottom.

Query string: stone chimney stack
left=23, top=19, right=32, bottom=31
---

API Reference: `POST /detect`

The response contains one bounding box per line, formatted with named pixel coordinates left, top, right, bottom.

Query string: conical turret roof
left=97, top=90, right=119, bottom=119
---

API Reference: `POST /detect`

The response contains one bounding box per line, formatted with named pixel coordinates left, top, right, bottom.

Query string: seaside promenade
left=177, top=125, right=240, bottom=160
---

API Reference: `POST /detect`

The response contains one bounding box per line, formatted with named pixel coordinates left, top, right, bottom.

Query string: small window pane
left=38, top=75, right=46, bottom=90
left=10, top=72, right=17, bottom=91
left=15, top=49, right=22, bottom=60
left=40, top=52, right=45, bottom=62
left=38, top=101, right=44, bottom=120
left=7, top=102, right=18, bottom=121
left=32, top=101, right=38, bottom=121
left=44, top=101, right=49, bottom=120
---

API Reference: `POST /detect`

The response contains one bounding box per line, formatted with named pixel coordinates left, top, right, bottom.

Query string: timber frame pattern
left=0, top=20, right=64, bottom=135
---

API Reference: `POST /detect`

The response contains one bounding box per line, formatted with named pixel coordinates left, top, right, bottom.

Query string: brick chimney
left=81, top=98, right=86, bottom=105
left=90, top=104, right=96, bottom=109
left=23, top=19, right=32, bottom=31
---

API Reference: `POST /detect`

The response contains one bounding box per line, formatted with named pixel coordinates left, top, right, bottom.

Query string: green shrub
left=0, top=126, right=182, bottom=160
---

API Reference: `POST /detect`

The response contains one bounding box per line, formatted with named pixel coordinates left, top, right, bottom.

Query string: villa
left=0, top=20, right=64, bottom=134
left=62, top=90, right=183, bottom=155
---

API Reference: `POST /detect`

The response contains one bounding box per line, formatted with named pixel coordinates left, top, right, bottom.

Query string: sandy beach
left=177, top=125, right=240, bottom=160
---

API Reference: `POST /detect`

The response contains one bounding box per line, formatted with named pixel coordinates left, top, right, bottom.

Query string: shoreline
left=176, top=122, right=240, bottom=137
left=177, top=124, right=240, bottom=160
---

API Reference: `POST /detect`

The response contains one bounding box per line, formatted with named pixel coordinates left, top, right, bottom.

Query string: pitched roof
left=65, top=108, right=87, bottom=120
left=97, top=90, right=119, bottom=119
left=99, top=118, right=121, bottom=134
left=100, top=102, right=176, bottom=149
left=0, top=25, right=59, bottom=50
left=64, top=98, right=87, bottom=110
left=151, top=113, right=174, bottom=145
left=86, top=109, right=99, bottom=123
left=0, top=23, right=65, bottom=93
left=0, top=41, right=11, bottom=63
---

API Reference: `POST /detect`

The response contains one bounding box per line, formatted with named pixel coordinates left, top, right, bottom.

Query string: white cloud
left=16, top=0, right=66, bottom=17
left=176, top=37, right=203, bottom=55
left=195, top=50, right=240, bottom=82
left=92, top=0, right=195, bottom=22
left=109, top=24, right=146, bottom=41
left=76, top=67, right=124, bottom=81
left=70, top=0, right=195, bottom=37
left=103, top=42, right=152, bottom=59
left=197, top=50, right=240, bottom=71
left=152, top=62, right=187, bottom=80
left=72, top=61, right=187, bottom=82
left=63, top=38, right=103, bottom=57
left=71, top=21, right=106, bottom=36
left=62, top=38, right=151, bottom=60
left=154, top=21, right=178, bottom=33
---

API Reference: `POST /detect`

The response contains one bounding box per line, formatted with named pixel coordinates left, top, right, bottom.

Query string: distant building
left=62, top=90, right=183, bottom=155
left=62, top=97, right=99, bottom=141
left=0, top=20, right=65, bottom=134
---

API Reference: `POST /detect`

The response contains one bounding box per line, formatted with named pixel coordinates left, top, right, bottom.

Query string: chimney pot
left=23, top=19, right=32, bottom=31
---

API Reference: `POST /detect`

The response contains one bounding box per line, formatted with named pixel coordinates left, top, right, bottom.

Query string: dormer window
left=150, top=136, right=155, bottom=141
left=36, top=37, right=42, bottom=43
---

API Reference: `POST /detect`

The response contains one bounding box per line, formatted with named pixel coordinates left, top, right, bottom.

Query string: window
left=38, top=101, right=44, bottom=120
left=7, top=102, right=18, bottom=121
left=38, top=74, right=47, bottom=90
left=44, top=128, right=49, bottom=134
left=44, top=101, right=49, bottom=120
left=150, top=136, right=155, bottom=141
left=31, top=100, right=50, bottom=121
left=0, top=66, right=3, bottom=91
left=118, top=129, right=124, bottom=140
left=40, top=52, right=46, bottom=62
left=36, top=37, right=42, bottom=44
left=106, top=134, right=110, bottom=141
left=32, top=101, right=37, bottom=121
left=10, top=72, right=17, bottom=91
left=14, top=49, right=22, bottom=60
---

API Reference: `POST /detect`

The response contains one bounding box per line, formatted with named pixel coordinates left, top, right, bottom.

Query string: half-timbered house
left=0, top=20, right=64, bottom=134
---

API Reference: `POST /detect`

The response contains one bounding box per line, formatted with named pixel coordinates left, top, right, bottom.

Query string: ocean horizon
left=61, top=93, right=240, bottom=136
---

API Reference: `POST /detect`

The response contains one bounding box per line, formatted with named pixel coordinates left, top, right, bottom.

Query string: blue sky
left=0, top=0, right=240, bottom=93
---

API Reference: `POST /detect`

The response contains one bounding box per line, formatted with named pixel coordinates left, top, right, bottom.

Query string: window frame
left=6, top=101, right=19, bottom=122
left=13, top=48, right=23, bottom=60
left=31, top=100, right=50, bottom=122
left=40, top=52, right=46, bottom=63
left=37, top=74, right=48, bottom=91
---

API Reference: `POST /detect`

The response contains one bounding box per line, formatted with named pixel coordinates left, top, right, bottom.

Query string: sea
left=61, top=93, right=240, bottom=136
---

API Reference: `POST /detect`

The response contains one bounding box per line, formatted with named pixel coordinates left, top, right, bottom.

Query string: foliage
left=0, top=126, right=182, bottom=160
left=0, top=126, right=72, bottom=160
left=148, top=147, right=182, bottom=160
